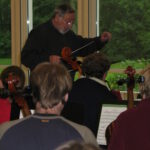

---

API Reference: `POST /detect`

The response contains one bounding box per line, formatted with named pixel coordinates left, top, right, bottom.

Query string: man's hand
left=100, top=31, right=112, bottom=42
left=49, top=55, right=61, bottom=63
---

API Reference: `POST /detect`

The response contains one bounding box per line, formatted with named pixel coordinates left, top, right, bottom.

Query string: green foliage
left=106, top=72, right=141, bottom=92
left=0, top=0, right=11, bottom=58
left=106, top=58, right=150, bottom=91
left=0, top=31, right=11, bottom=57
left=106, top=73, right=127, bottom=91
left=100, top=0, right=150, bottom=63
left=0, top=58, right=11, bottom=65
left=111, top=58, right=150, bottom=69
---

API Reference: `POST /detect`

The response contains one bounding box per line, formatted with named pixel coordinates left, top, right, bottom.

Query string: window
left=98, top=0, right=150, bottom=91
left=0, top=0, right=11, bottom=72
left=32, top=0, right=77, bottom=32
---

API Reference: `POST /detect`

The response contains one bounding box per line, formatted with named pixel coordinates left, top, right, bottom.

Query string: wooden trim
left=88, top=0, right=97, bottom=37
left=77, top=0, right=89, bottom=37
left=11, top=0, right=21, bottom=66
left=10, top=0, right=28, bottom=67
left=77, top=0, right=97, bottom=37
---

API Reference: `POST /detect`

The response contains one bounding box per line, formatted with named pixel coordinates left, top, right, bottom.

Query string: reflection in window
left=32, top=0, right=77, bottom=33
left=0, top=0, right=11, bottom=65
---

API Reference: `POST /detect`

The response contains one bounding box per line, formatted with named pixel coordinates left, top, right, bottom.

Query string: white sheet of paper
left=97, top=104, right=127, bottom=145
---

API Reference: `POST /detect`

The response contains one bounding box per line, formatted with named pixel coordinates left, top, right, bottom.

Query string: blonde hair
left=30, top=63, right=72, bottom=108
left=139, top=65, right=150, bottom=98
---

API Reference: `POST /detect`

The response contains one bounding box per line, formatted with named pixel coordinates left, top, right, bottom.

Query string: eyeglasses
left=63, top=20, right=74, bottom=26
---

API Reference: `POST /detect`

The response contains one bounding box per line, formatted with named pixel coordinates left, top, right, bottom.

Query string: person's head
left=81, top=52, right=110, bottom=80
left=139, top=65, right=150, bottom=99
left=52, top=4, right=75, bottom=34
left=30, top=62, right=72, bottom=114
left=56, top=141, right=100, bottom=150
left=1, top=66, right=25, bottom=90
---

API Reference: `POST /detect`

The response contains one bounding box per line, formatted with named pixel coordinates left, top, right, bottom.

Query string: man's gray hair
left=52, top=4, right=75, bottom=18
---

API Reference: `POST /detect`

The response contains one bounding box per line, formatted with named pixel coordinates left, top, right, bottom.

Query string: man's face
left=56, top=12, right=75, bottom=34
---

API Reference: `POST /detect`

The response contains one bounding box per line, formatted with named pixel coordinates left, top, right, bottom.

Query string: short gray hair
left=52, top=4, right=75, bottom=18
left=30, top=62, right=72, bottom=109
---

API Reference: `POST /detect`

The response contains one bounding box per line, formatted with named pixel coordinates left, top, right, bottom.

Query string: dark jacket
left=21, top=20, right=106, bottom=70
left=62, top=77, right=118, bottom=136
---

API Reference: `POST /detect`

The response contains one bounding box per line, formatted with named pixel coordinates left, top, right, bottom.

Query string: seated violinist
left=62, top=52, right=120, bottom=138
left=108, top=65, right=150, bottom=150
left=0, top=66, right=31, bottom=120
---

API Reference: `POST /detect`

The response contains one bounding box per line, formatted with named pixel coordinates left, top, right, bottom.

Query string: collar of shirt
left=80, top=75, right=110, bottom=91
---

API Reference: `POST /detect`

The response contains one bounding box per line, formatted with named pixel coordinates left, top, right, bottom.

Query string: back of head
left=82, top=52, right=110, bottom=79
left=30, top=63, right=72, bottom=109
left=56, top=141, right=100, bottom=150
left=52, top=3, right=75, bottom=18
left=139, top=65, right=150, bottom=99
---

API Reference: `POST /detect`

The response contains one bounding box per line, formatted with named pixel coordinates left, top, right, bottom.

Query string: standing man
left=0, top=63, right=99, bottom=150
left=21, top=3, right=111, bottom=72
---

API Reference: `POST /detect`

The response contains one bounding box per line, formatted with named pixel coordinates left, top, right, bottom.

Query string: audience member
left=21, top=3, right=111, bottom=75
left=108, top=65, right=150, bottom=150
left=62, top=52, right=119, bottom=137
left=0, top=63, right=99, bottom=150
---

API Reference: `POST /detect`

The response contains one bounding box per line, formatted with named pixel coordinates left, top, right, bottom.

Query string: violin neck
left=127, top=88, right=134, bottom=109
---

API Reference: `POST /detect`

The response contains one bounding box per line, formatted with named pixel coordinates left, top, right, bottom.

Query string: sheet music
left=97, top=104, right=127, bottom=145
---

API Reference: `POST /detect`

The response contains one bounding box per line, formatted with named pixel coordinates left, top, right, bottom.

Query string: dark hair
left=52, top=4, right=75, bottom=18
left=1, top=66, right=25, bottom=89
left=82, top=52, right=110, bottom=79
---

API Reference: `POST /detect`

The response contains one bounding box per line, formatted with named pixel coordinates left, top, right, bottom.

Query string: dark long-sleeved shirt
left=21, top=20, right=106, bottom=70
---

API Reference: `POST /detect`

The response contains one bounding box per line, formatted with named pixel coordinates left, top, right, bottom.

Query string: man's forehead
left=63, top=13, right=75, bottom=20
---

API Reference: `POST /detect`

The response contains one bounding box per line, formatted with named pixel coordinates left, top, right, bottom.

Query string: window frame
left=10, top=0, right=142, bottom=75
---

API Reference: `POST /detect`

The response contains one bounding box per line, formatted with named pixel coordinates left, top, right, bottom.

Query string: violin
left=61, top=47, right=82, bottom=75
left=105, top=66, right=136, bottom=145
left=6, top=73, right=31, bottom=117
left=125, top=66, right=135, bottom=109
